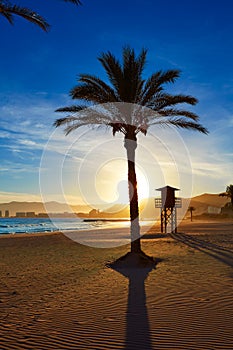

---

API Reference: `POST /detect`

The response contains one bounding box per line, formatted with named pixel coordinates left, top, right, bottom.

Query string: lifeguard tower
left=155, top=186, right=182, bottom=234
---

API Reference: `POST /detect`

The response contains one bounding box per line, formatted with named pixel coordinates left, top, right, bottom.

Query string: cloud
left=0, top=90, right=232, bottom=203
left=0, top=191, right=42, bottom=203
left=0, top=131, right=12, bottom=139
left=19, top=140, right=37, bottom=147
left=0, top=161, right=39, bottom=174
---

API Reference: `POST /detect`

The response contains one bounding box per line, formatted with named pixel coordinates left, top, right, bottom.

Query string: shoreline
left=0, top=219, right=232, bottom=239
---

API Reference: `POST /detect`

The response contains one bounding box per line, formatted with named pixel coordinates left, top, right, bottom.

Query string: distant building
left=207, top=206, right=221, bottom=214
left=38, top=213, right=49, bottom=218
left=26, top=212, right=36, bottom=217
left=16, top=212, right=26, bottom=217
left=5, top=210, right=9, bottom=218
left=0, top=210, right=2, bottom=217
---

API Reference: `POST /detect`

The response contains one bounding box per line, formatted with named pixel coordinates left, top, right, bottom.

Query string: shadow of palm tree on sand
left=170, top=232, right=233, bottom=268
left=108, top=254, right=161, bottom=350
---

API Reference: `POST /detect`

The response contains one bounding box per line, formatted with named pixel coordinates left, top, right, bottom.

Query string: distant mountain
left=0, top=193, right=229, bottom=218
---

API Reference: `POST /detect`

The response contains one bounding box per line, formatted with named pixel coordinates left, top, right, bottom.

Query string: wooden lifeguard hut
left=155, top=185, right=182, bottom=234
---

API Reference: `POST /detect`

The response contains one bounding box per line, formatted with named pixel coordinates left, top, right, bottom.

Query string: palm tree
left=219, top=184, right=233, bottom=208
left=54, top=47, right=208, bottom=259
left=188, top=206, right=195, bottom=221
left=0, top=1, right=81, bottom=31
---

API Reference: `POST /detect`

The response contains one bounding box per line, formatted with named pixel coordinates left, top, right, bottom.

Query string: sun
left=95, top=159, right=149, bottom=205
left=135, top=167, right=149, bottom=201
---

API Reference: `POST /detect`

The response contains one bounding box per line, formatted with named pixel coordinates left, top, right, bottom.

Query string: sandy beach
left=0, top=220, right=233, bottom=349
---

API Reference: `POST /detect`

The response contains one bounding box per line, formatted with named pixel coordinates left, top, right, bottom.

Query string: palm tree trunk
left=124, top=135, right=141, bottom=253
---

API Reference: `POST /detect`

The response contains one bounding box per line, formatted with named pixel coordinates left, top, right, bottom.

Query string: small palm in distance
left=55, top=47, right=208, bottom=263
left=188, top=206, right=196, bottom=221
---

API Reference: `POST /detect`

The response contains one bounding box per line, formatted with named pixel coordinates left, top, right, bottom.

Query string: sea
left=0, top=217, right=131, bottom=235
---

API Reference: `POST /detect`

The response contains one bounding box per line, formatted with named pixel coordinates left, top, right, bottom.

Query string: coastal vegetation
left=219, top=184, right=233, bottom=208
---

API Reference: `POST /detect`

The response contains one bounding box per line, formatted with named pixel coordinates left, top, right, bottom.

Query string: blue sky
left=0, top=0, right=233, bottom=205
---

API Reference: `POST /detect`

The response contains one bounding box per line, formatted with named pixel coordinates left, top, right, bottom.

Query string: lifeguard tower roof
left=156, top=185, right=180, bottom=192
left=156, top=186, right=180, bottom=209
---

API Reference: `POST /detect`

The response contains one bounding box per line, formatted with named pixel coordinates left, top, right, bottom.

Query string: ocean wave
left=0, top=217, right=132, bottom=235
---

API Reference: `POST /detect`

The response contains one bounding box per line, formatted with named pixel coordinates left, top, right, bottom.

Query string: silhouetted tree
left=188, top=206, right=195, bottom=221
left=219, top=184, right=233, bottom=209
left=55, top=47, right=208, bottom=257
left=0, top=1, right=81, bottom=31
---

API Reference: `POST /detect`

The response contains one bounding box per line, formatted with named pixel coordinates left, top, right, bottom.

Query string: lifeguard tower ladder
left=155, top=186, right=182, bottom=234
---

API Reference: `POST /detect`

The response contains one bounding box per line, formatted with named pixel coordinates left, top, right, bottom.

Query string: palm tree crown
left=219, top=184, right=233, bottom=207
left=55, top=47, right=208, bottom=136
left=0, top=1, right=81, bottom=31
left=55, top=47, right=208, bottom=256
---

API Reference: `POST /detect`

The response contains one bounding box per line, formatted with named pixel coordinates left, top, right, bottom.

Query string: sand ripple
left=0, top=222, right=233, bottom=349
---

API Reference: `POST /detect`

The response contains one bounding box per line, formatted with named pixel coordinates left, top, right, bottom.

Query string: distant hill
left=188, top=193, right=229, bottom=216
left=101, top=203, right=129, bottom=217
left=191, top=193, right=228, bottom=207
left=140, top=193, right=230, bottom=218
left=0, top=193, right=230, bottom=217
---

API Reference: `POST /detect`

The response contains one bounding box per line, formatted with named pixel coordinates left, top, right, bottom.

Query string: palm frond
left=98, top=51, right=124, bottom=98
left=54, top=116, right=79, bottom=127
left=148, top=93, right=198, bottom=110
left=136, top=48, right=147, bottom=77
left=151, top=117, right=208, bottom=134
left=109, top=122, right=127, bottom=136
left=62, top=0, right=82, bottom=4
left=122, top=46, right=147, bottom=103
left=219, top=192, right=227, bottom=197
left=55, top=105, right=87, bottom=113
left=54, top=105, right=125, bottom=135
left=70, top=84, right=114, bottom=104
left=71, top=74, right=118, bottom=103
left=0, top=3, right=14, bottom=23
left=140, top=70, right=180, bottom=105
left=155, top=108, right=199, bottom=121
left=136, top=126, right=147, bottom=135
left=122, top=47, right=138, bottom=102
left=3, top=4, right=50, bottom=31
left=64, top=121, right=101, bottom=135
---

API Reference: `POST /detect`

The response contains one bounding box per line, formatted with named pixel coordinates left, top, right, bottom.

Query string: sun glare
left=95, top=159, right=149, bottom=205
left=136, top=167, right=150, bottom=201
